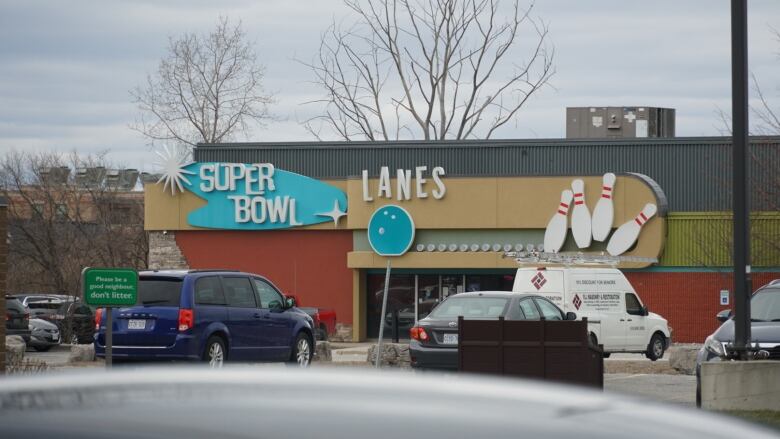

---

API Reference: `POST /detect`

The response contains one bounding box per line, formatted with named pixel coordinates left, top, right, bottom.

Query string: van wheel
left=203, top=336, right=226, bottom=368
left=289, top=332, right=312, bottom=367
left=646, top=333, right=665, bottom=361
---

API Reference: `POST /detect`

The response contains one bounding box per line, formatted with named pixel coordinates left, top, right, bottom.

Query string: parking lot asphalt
left=604, top=373, right=696, bottom=406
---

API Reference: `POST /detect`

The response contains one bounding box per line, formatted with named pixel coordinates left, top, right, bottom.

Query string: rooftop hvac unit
left=139, top=172, right=161, bottom=185
left=75, top=167, right=106, bottom=187
left=119, top=169, right=139, bottom=190
left=566, top=107, right=675, bottom=139
left=105, top=169, right=121, bottom=188
left=40, top=166, right=70, bottom=185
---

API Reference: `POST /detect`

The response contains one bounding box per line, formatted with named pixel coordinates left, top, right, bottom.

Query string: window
left=518, top=299, right=540, bottom=320
left=73, top=304, right=92, bottom=316
left=138, top=278, right=183, bottom=306
left=428, top=297, right=509, bottom=319
left=535, top=298, right=563, bottom=321
left=222, top=277, right=257, bottom=308
left=195, top=276, right=226, bottom=306
left=253, top=278, right=284, bottom=309
left=751, top=289, right=780, bottom=322
left=625, top=293, right=642, bottom=315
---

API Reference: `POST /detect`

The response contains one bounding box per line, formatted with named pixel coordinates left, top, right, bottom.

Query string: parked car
left=297, top=305, right=337, bottom=340
left=26, top=318, right=61, bottom=352
left=3, top=367, right=777, bottom=439
left=94, top=269, right=315, bottom=367
left=23, top=295, right=69, bottom=320
left=695, top=280, right=780, bottom=406
left=409, top=291, right=576, bottom=369
left=20, top=295, right=94, bottom=344
left=5, top=295, right=31, bottom=341
left=52, top=301, right=95, bottom=345
left=513, top=268, right=672, bottom=360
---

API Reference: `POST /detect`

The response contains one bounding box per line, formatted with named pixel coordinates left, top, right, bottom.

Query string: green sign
left=83, top=268, right=138, bottom=306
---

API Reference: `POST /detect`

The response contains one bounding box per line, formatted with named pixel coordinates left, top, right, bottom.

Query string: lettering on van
left=579, top=292, right=621, bottom=312
left=629, top=326, right=646, bottom=331
left=575, top=279, right=617, bottom=286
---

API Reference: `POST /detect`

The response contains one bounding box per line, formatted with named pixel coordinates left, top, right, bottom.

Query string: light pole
left=730, top=0, right=751, bottom=360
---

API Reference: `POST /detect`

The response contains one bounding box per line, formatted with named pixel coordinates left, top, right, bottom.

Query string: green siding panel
left=661, top=212, right=780, bottom=267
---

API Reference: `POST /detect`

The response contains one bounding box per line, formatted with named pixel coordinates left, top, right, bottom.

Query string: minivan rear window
left=138, top=278, right=183, bottom=306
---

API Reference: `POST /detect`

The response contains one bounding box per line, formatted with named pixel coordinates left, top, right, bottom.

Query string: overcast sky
left=1, top=0, right=778, bottom=171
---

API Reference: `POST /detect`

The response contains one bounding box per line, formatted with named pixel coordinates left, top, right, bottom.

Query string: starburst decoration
left=154, top=145, right=195, bottom=195
left=316, top=199, right=347, bottom=228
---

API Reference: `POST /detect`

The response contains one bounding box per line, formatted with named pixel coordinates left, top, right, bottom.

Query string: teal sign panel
left=180, top=162, right=347, bottom=230
left=367, top=205, right=415, bottom=256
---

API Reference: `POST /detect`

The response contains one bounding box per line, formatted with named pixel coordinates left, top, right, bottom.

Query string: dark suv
left=5, top=296, right=31, bottom=340
left=94, top=270, right=315, bottom=367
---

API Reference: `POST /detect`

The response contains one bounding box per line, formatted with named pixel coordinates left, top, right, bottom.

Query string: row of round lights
left=414, top=243, right=544, bottom=252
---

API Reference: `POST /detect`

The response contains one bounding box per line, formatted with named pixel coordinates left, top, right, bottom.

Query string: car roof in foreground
left=450, top=291, right=539, bottom=299
left=0, top=367, right=775, bottom=439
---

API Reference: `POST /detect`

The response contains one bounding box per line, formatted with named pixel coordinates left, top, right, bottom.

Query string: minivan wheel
left=204, top=336, right=226, bottom=368
left=290, top=333, right=312, bottom=367
left=646, top=333, right=665, bottom=361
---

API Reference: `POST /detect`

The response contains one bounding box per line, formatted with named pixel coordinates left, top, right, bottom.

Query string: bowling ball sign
left=367, top=205, right=415, bottom=256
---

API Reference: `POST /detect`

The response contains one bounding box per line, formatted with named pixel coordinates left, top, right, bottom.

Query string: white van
left=512, top=267, right=671, bottom=360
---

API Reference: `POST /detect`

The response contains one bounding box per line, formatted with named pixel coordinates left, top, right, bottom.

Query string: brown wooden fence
left=457, top=316, right=603, bottom=388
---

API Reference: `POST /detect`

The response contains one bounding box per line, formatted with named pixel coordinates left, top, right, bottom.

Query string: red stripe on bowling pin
left=634, top=212, right=649, bottom=226
left=601, top=185, right=613, bottom=199
left=558, top=202, right=570, bottom=216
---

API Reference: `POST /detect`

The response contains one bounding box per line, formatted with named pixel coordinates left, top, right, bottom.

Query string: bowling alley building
left=144, top=136, right=780, bottom=343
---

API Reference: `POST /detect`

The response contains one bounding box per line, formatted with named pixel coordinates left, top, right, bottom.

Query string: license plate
left=443, top=333, right=458, bottom=345
left=128, top=319, right=146, bottom=330
left=52, top=333, right=59, bottom=341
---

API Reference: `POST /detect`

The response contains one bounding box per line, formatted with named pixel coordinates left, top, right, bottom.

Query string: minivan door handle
left=619, top=319, right=626, bottom=322
left=627, top=319, right=633, bottom=322
left=253, top=313, right=261, bottom=318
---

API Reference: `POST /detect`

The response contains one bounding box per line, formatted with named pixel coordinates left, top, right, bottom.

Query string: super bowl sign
left=157, top=150, right=347, bottom=230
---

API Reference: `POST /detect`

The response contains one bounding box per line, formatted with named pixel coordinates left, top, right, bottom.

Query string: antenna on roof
left=502, top=251, right=657, bottom=267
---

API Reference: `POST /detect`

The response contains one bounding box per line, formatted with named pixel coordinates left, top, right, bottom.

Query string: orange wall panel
left=175, top=230, right=354, bottom=324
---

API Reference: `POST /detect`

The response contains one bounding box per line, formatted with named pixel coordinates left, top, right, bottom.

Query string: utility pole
left=731, top=0, right=751, bottom=360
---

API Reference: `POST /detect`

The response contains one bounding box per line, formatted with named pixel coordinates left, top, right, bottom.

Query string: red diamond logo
left=531, top=272, right=547, bottom=290
left=572, top=294, right=582, bottom=310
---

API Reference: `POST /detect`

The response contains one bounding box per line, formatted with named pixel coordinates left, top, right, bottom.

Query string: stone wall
left=0, top=200, right=6, bottom=372
left=148, top=231, right=189, bottom=270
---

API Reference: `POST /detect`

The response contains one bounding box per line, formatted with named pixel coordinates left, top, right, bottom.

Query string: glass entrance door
left=416, top=275, right=440, bottom=321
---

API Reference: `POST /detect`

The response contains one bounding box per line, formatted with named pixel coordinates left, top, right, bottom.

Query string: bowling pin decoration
left=543, top=189, right=573, bottom=253
left=570, top=179, right=592, bottom=249
left=607, top=203, right=658, bottom=256
left=591, top=173, right=616, bottom=242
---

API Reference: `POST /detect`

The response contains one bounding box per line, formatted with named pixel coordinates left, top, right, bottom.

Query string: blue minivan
left=95, top=270, right=315, bottom=367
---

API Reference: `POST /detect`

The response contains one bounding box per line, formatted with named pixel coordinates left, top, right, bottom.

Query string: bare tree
left=302, top=0, right=554, bottom=141
left=0, top=151, right=147, bottom=297
left=131, top=17, right=274, bottom=152
left=702, top=26, right=780, bottom=267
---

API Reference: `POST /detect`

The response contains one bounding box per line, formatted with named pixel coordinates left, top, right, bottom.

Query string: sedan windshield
left=428, top=297, right=509, bottom=319
left=751, top=289, right=780, bottom=322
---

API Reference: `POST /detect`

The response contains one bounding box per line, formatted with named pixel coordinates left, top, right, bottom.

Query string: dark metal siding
left=194, top=137, right=780, bottom=212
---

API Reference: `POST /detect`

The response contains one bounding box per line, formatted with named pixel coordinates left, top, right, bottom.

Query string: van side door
left=624, top=292, right=648, bottom=349
left=252, top=277, right=293, bottom=361
left=222, top=276, right=264, bottom=361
